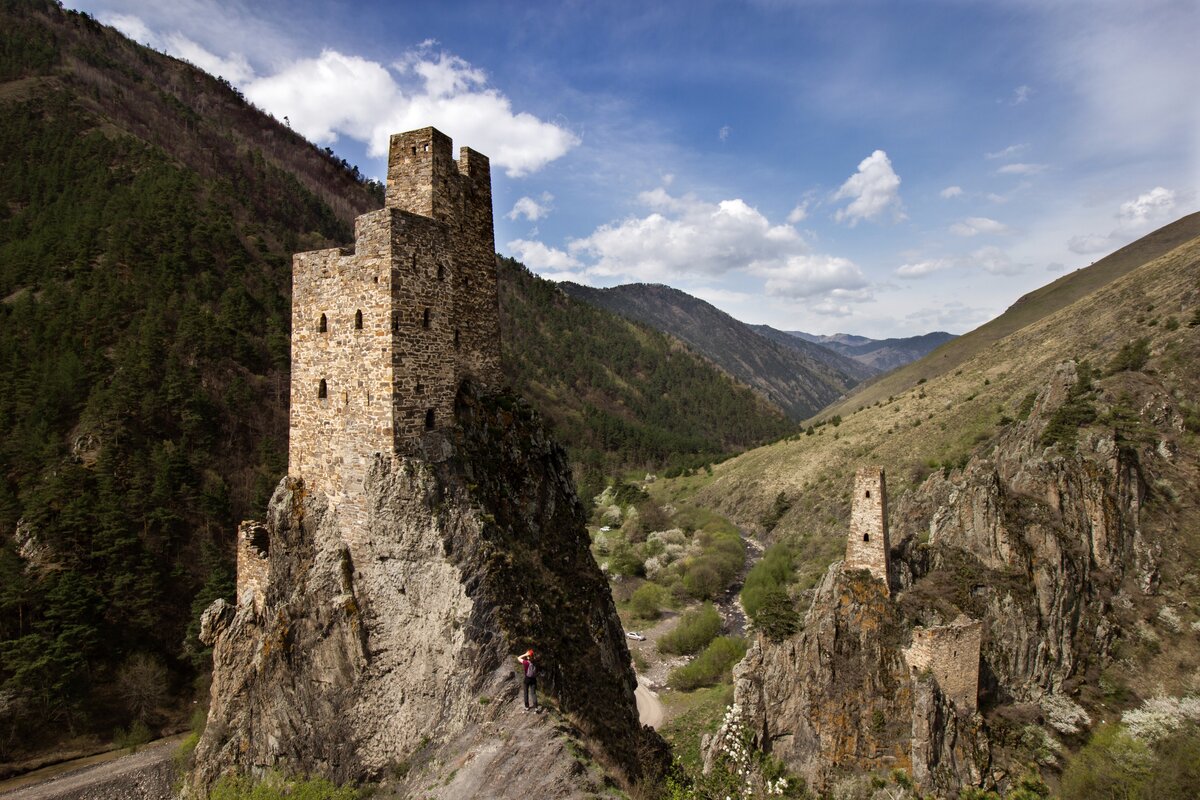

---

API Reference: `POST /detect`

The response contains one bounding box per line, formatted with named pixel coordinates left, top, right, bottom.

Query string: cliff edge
left=188, top=382, right=664, bottom=797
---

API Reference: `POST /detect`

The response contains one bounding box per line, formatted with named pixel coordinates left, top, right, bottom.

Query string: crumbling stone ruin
left=845, top=465, right=890, bottom=592
left=709, top=465, right=988, bottom=796
left=903, top=614, right=983, bottom=713
left=235, top=520, right=268, bottom=614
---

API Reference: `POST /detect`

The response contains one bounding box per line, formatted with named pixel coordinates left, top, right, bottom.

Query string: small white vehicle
left=600, top=526, right=612, bottom=532
left=626, top=631, right=646, bottom=641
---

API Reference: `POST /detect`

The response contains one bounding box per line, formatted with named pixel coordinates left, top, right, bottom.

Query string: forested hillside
left=499, top=257, right=791, bottom=497
left=0, top=2, right=791, bottom=758
left=0, top=1, right=367, bottom=756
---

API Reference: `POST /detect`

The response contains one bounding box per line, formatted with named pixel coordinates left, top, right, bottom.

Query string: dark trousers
left=524, top=676, right=538, bottom=708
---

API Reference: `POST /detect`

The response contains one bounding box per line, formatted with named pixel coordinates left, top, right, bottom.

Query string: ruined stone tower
left=845, top=466, right=889, bottom=592
left=903, top=614, right=983, bottom=712
left=286, top=126, right=500, bottom=533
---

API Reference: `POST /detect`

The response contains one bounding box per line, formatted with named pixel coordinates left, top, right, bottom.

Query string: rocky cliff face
left=189, top=383, right=662, bottom=797
left=707, top=567, right=989, bottom=796
left=713, top=355, right=1194, bottom=796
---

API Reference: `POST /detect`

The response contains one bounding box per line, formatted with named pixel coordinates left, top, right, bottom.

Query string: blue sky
left=67, top=0, right=1199, bottom=337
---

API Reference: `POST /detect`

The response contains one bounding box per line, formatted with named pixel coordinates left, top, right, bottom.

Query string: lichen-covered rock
left=188, top=383, right=662, bottom=797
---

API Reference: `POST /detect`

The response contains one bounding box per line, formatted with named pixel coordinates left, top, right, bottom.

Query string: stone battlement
left=903, top=614, right=983, bottom=712
left=287, top=126, right=501, bottom=537
left=845, top=465, right=889, bottom=592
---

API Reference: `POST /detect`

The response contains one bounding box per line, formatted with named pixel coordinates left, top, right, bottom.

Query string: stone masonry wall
left=845, top=465, right=890, bottom=591
left=235, top=520, right=268, bottom=614
left=289, top=208, right=395, bottom=540
left=386, top=127, right=501, bottom=389
left=288, top=126, right=501, bottom=545
left=903, top=615, right=982, bottom=712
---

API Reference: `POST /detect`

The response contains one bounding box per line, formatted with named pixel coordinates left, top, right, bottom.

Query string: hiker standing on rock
left=518, top=648, right=539, bottom=712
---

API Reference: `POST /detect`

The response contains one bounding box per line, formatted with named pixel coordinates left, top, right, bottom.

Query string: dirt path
left=0, top=736, right=183, bottom=800
left=634, top=676, right=665, bottom=728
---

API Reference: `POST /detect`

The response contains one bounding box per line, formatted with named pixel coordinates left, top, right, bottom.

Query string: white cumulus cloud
left=243, top=48, right=577, bottom=177
left=506, top=239, right=580, bottom=271
left=98, top=12, right=578, bottom=179
left=832, top=150, right=905, bottom=225
left=939, top=186, right=963, bottom=199
left=970, top=246, right=1025, bottom=276
left=507, top=193, right=554, bottom=222
left=751, top=255, right=868, bottom=299
left=1068, top=186, right=1182, bottom=255
left=164, top=32, right=254, bottom=83
left=1067, top=234, right=1113, bottom=255
left=568, top=189, right=805, bottom=280
left=950, top=217, right=1010, bottom=237
left=1117, top=186, right=1175, bottom=230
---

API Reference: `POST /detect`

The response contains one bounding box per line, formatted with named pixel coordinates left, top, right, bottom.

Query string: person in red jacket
left=518, top=648, right=539, bottom=712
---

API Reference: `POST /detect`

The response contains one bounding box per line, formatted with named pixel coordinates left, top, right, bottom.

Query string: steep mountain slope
left=0, top=2, right=791, bottom=761
left=675, top=224, right=1200, bottom=792
left=782, top=329, right=957, bottom=372
left=814, top=212, right=1200, bottom=419
left=0, top=2, right=373, bottom=756
left=561, top=282, right=864, bottom=419
left=499, top=260, right=791, bottom=489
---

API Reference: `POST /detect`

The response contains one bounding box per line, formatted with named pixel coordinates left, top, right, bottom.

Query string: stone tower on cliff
left=845, top=465, right=889, bottom=592
left=287, top=127, right=500, bottom=526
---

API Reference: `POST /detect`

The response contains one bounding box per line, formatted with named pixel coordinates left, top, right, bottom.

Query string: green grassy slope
left=670, top=227, right=1200, bottom=590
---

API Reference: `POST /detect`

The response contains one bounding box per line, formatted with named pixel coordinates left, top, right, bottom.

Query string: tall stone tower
left=287, top=127, right=501, bottom=534
left=845, top=465, right=889, bottom=592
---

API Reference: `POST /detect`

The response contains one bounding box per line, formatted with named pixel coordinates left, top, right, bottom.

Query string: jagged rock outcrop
left=189, top=384, right=662, bottom=797
left=892, top=360, right=1159, bottom=704
left=706, top=567, right=989, bottom=794
left=711, top=357, right=1185, bottom=796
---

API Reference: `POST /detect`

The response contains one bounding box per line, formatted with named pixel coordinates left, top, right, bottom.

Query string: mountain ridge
left=755, top=326, right=955, bottom=373
left=560, top=281, right=866, bottom=420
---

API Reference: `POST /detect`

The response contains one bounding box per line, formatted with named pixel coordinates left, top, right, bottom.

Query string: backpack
left=524, top=659, right=538, bottom=679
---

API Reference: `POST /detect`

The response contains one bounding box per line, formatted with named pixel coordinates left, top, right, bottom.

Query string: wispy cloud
left=949, top=217, right=1010, bottom=237
left=985, top=143, right=1029, bottom=160
left=939, top=185, right=963, bottom=199
left=896, top=258, right=955, bottom=279
left=996, top=163, right=1048, bottom=176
